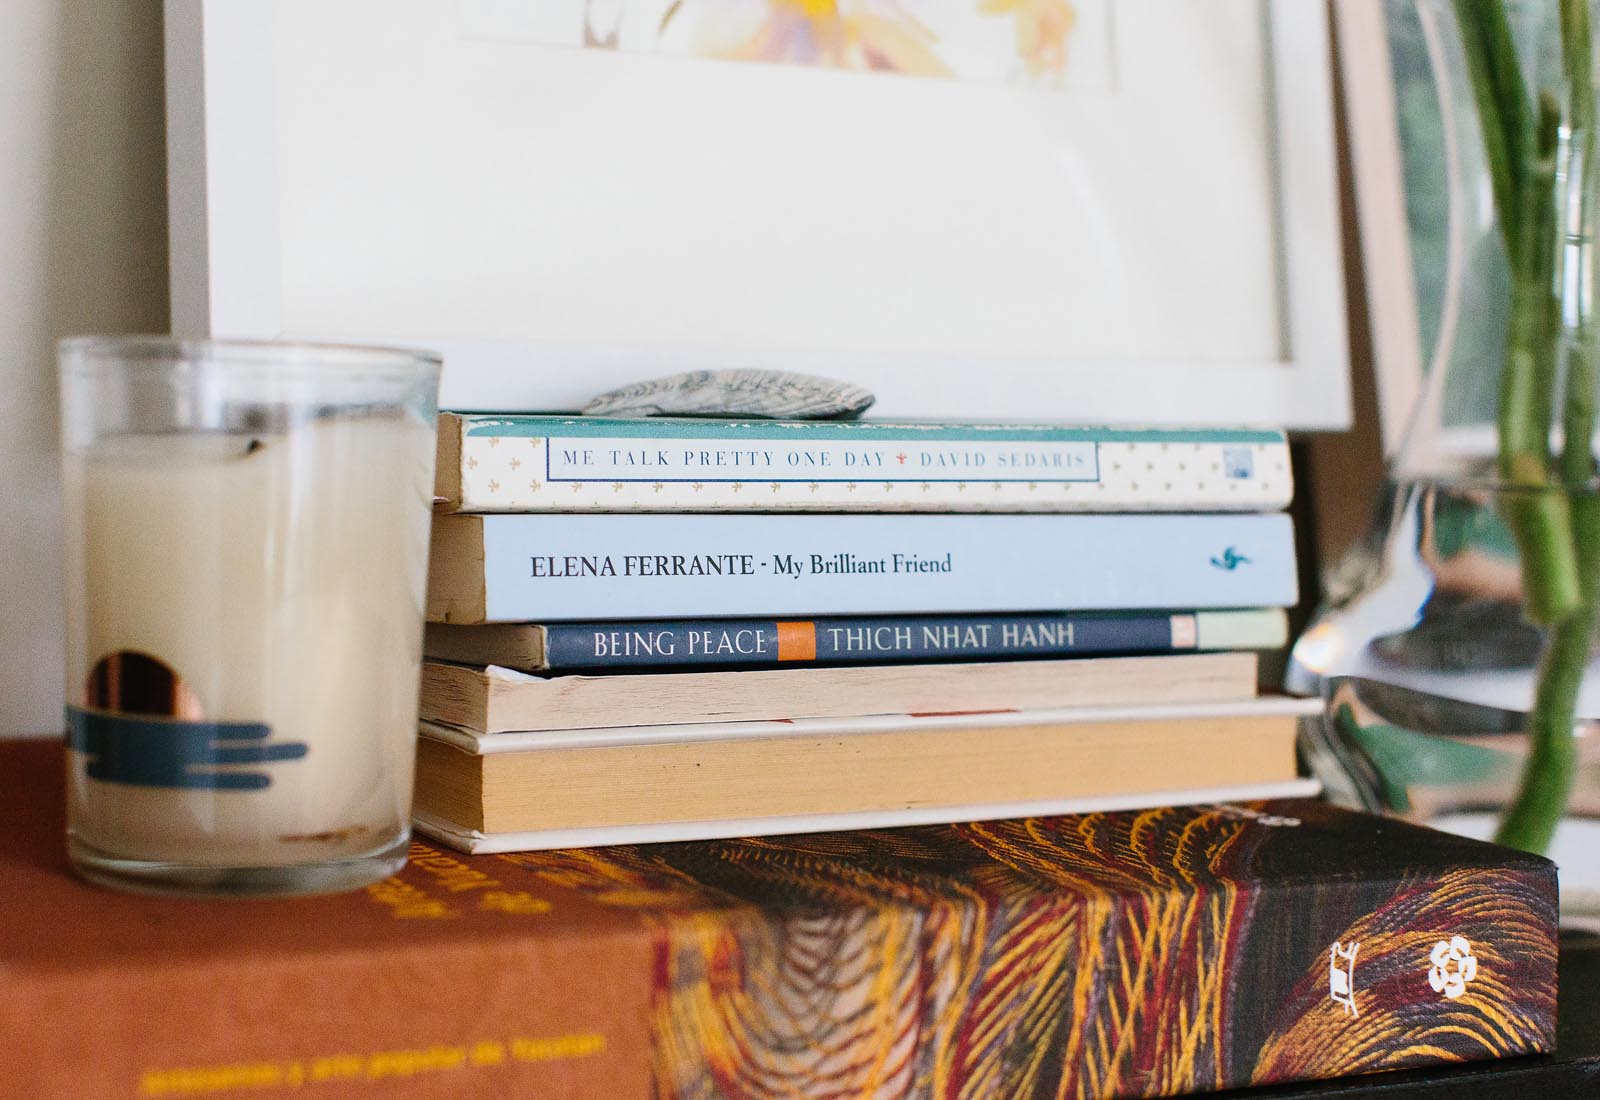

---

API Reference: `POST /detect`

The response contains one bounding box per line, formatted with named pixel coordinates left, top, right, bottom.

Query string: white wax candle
left=63, top=415, right=433, bottom=865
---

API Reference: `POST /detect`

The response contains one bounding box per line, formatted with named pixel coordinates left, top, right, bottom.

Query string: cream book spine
left=434, top=414, right=1293, bottom=513
left=412, top=697, right=1324, bottom=853
left=420, top=651, right=1260, bottom=733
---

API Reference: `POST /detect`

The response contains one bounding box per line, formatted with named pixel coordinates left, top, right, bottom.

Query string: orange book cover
left=0, top=740, right=655, bottom=1100
left=2, top=739, right=1559, bottom=1100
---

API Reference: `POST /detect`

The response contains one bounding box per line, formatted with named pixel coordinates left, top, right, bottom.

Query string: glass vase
left=1290, top=0, right=1600, bottom=922
left=1292, top=480, right=1600, bottom=917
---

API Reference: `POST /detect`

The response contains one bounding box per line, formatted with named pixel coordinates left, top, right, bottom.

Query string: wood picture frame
left=165, top=0, right=1351, bottom=428
left=1334, top=0, right=1426, bottom=457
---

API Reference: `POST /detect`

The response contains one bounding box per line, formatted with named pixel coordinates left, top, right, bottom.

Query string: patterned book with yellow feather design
left=2, top=736, right=1557, bottom=1100
left=498, top=798, right=1557, bottom=1099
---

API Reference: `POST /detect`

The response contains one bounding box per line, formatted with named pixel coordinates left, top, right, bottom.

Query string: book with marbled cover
left=509, top=798, right=1557, bottom=1099
left=0, top=739, right=1556, bottom=1100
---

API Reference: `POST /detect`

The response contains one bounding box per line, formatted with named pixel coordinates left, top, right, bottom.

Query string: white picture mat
left=166, top=0, right=1350, bottom=427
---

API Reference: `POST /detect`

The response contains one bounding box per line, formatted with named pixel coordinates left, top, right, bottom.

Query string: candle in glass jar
left=63, top=414, right=433, bottom=868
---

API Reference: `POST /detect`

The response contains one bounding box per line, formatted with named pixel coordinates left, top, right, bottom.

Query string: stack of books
left=415, top=414, right=1319, bottom=852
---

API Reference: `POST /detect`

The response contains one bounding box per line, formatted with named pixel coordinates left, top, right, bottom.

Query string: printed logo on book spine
left=1210, top=547, right=1252, bottom=571
left=66, top=650, right=307, bottom=790
left=1328, top=940, right=1361, bottom=1018
left=1428, top=936, right=1479, bottom=1000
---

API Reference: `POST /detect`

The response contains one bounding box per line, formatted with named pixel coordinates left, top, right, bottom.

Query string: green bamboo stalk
left=1562, top=348, right=1598, bottom=488
left=1453, top=0, right=1595, bottom=853
left=1454, top=0, right=1534, bottom=261
left=1559, top=0, right=1598, bottom=496
left=1496, top=608, right=1590, bottom=850
left=1496, top=93, right=1583, bottom=625
left=1505, top=0, right=1595, bottom=850
left=1497, top=0, right=1600, bottom=851
left=1563, top=0, right=1595, bottom=136
left=1546, top=0, right=1596, bottom=474
left=1529, top=93, right=1564, bottom=461
left=1499, top=495, right=1599, bottom=851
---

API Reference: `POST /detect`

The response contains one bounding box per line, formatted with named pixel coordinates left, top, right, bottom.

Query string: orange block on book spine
left=775, top=621, right=817, bottom=661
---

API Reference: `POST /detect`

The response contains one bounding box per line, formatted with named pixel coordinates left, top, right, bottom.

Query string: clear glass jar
left=58, top=337, right=441, bottom=896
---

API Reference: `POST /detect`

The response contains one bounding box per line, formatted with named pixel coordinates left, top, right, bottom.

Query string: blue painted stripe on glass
left=65, top=707, right=307, bottom=791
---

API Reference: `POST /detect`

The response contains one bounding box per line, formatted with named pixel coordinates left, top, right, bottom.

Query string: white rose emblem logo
left=1427, top=936, right=1478, bottom=1000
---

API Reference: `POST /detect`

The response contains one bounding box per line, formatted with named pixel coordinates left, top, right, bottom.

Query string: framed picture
left=165, top=0, right=1350, bottom=428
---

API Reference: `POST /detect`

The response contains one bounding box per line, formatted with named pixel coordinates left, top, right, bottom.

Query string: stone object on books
left=582, top=369, right=874, bottom=419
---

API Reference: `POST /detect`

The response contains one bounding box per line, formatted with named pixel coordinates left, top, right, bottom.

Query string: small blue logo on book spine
left=1210, top=547, right=1252, bottom=571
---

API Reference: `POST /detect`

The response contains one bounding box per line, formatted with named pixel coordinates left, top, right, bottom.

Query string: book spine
left=438, top=416, right=1292, bottom=512
left=537, top=609, right=1286, bottom=669
left=437, top=512, right=1299, bottom=623
left=1244, top=865, right=1558, bottom=1089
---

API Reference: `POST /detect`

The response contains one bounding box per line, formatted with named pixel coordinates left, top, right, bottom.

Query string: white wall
left=0, top=0, right=168, bottom=736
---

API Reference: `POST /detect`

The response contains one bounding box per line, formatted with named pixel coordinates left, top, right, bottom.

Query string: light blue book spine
left=468, top=513, right=1298, bottom=622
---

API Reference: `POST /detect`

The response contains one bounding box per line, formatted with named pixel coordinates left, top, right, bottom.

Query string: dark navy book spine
left=540, top=613, right=1181, bottom=669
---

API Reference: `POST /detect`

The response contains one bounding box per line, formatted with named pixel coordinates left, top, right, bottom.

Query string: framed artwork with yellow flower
left=165, top=0, right=1350, bottom=429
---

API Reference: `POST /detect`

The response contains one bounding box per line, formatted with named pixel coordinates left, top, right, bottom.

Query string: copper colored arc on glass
left=84, top=651, right=205, bottom=719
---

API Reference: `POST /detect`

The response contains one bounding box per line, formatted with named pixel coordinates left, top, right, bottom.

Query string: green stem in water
left=1449, top=0, right=1596, bottom=854
left=1496, top=607, right=1591, bottom=850
left=1491, top=0, right=1593, bottom=850
left=1499, top=95, right=1583, bottom=626
left=1562, top=346, right=1598, bottom=486
left=1498, top=495, right=1600, bottom=850
left=1502, top=0, right=1600, bottom=852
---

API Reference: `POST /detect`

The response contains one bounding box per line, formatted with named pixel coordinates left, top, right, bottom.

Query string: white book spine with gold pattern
left=434, top=415, right=1292, bottom=513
